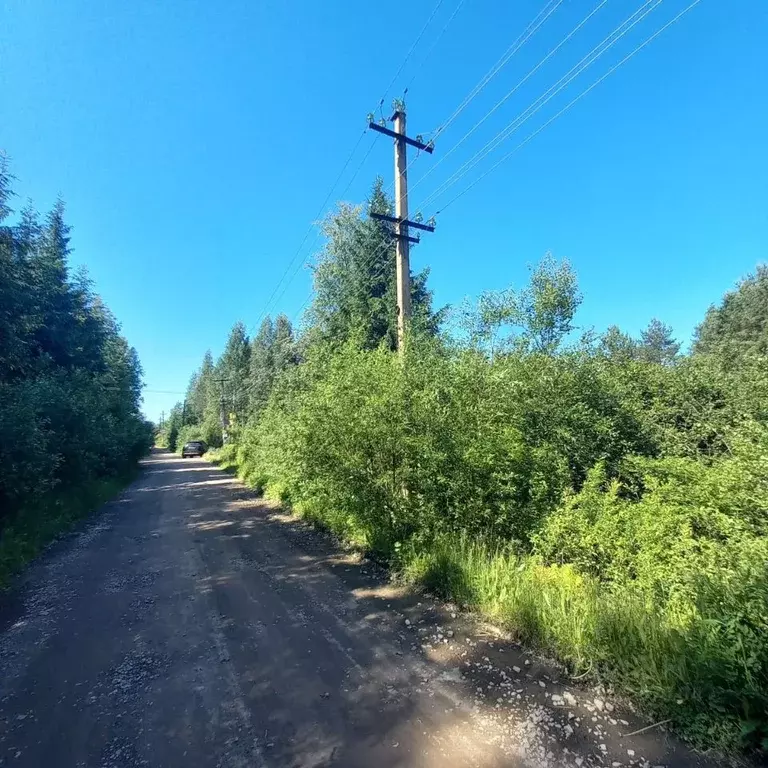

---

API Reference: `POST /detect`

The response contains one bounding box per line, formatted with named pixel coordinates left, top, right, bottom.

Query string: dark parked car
left=181, top=441, right=207, bottom=458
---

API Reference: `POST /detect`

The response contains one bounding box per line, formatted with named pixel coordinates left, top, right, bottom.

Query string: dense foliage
left=0, top=158, right=151, bottom=539
left=167, top=180, right=768, bottom=755
left=694, top=265, right=768, bottom=364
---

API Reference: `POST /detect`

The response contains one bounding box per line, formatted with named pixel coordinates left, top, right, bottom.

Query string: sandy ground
left=0, top=450, right=722, bottom=768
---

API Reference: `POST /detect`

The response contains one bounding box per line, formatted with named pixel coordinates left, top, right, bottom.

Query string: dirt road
left=0, top=451, right=717, bottom=767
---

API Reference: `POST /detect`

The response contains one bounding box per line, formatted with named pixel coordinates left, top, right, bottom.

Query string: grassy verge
left=0, top=471, right=137, bottom=589
left=205, top=447, right=239, bottom=475
left=398, top=534, right=763, bottom=753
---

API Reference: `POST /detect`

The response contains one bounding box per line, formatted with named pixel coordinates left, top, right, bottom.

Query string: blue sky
left=2, top=0, right=766, bottom=421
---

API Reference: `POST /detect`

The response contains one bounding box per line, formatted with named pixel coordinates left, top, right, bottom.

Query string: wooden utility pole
left=393, top=110, right=410, bottom=350
left=369, top=106, right=435, bottom=352
left=214, top=377, right=231, bottom=443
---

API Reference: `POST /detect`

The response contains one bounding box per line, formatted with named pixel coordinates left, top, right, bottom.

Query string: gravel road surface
left=0, top=451, right=720, bottom=768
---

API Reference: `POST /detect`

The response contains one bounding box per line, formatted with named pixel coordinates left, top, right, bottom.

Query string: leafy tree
left=694, top=265, right=768, bottom=364
left=467, top=254, right=581, bottom=356
left=599, top=325, right=638, bottom=361
left=521, top=253, right=581, bottom=352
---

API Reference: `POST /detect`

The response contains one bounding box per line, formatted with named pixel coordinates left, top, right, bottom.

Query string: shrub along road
left=0, top=452, right=720, bottom=768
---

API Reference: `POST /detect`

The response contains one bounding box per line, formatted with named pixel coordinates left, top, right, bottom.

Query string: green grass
left=0, top=471, right=137, bottom=589
left=205, top=446, right=238, bottom=474
left=399, top=534, right=762, bottom=754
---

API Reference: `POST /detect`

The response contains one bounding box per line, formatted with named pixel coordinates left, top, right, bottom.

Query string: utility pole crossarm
left=368, top=120, right=434, bottom=153
left=392, top=231, right=421, bottom=244
left=369, top=212, right=422, bottom=242
left=370, top=212, right=435, bottom=232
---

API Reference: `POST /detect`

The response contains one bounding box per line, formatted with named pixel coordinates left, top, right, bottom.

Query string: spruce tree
left=308, top=178, right=441, bottom=350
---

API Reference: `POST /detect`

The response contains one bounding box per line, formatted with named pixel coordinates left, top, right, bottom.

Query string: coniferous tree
left=217, top=322, right=251, bottom=422
left=249, top=317, right=275, bottom=416
left=638, top=318, right=680, bottom=365
left=247, top=314, right=297, bottom=417
left=0, top=157, right=151, bottom=522
left=273, top=313, right=297, bottom=376
left=186, top=350, right=215, bottom=424
left=308, top=178, right=442, bottom=350
left=694, top=266, right=768, bottom=364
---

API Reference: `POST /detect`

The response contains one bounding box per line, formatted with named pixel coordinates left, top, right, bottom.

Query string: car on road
left=181, top=440, right=207, bottom=458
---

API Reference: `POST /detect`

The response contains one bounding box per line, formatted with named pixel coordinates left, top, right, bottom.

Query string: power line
left=254, top=137, right=380, bottom=332
left=402, top=0, right=468, bottom=96
left=377, top=0, right=447, bottom=108
left=417, top=0, right=661, bottom=209
left=427, top=0, right=564, bottom=142
left=412, top=0, right=611, bottom=193
left=289, top=226, right=396, bottom=327
left=340, top=137, right=378, bottom=200
left=289, top=213, right=400, bottom=325
left=248, top=127, right=369, bottom=334
left=263, top=1, right=567, bottom=339
left=415, top=0, right=664, bottom=212
left=284, top=128, right=423, bottom=332
left=390, top=0, right=564, bottom=197
left=434, top=0, right=704, bottom=214
left=251, top=0, right=452, bottom=335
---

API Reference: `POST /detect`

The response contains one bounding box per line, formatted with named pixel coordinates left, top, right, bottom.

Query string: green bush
left=534, top=425, right=768, bottom=749
left=402, top=532, right=767, bottom=752
left=241, top=341, right=669, bottom=544
left=223, top=334, right=767, bottom=753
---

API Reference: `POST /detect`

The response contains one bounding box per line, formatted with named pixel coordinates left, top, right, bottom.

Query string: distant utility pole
left=159, top=410, right=165, bottom=429
left=213, top=377, right=231, bottom=443
left=369, top=105, right=435, bottom=351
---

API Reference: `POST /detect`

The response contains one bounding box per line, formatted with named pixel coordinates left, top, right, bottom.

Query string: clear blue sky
left=2, top=0, right=766, bottom=421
